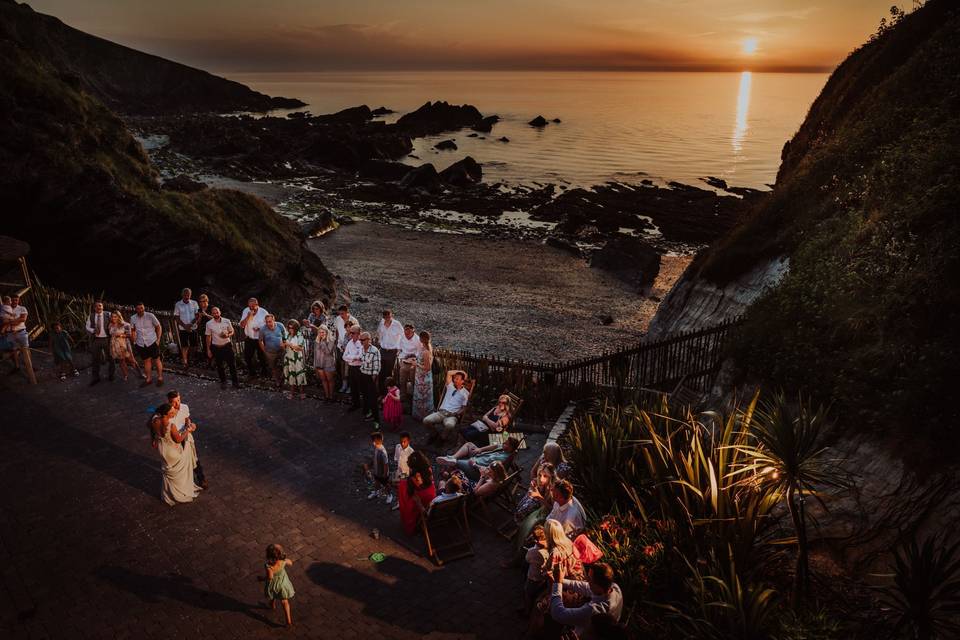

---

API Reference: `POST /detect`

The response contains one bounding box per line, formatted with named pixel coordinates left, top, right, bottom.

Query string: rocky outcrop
left=647, top=256, right=788, bottom=338
left=0, top=0, right=304, bottom=115
left=395, top=101, right=489, bottom=137
left=358, top=160, right=414, bottom=182
left=438, top=157, right=482, bottom=186
left=528, top=115, right=549, bottom=127
left=472, top=115, right=500, bottom=133
left=588, top=237, right=662, bottom=291
left=399, top=164, right=442, bottom=191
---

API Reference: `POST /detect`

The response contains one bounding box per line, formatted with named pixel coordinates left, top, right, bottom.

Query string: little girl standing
left=381, top=376, right=403, bottom=431
left=264, top=543, right=295, bottom=627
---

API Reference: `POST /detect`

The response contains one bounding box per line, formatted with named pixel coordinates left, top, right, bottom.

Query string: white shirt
left=377, top=319, right=404, bottom=350
left=205, top=318, right=234, bottom=346
left=171, top=403, right=190, bottom=430
left=174, top=299, right=200, bottom=329
left=334, top=314, right=358, bottom=344
left=343, top=337, right=363, bottom=365
left=129, top=312, right=160, bottom=347
left=394, top=444, right=414, bottom=477
left=439, top=382, right=470, bottom=414
left=239, top=306, right=268, bottom=339
left=546, top=496, right=586, bottom=536
left=398, top=332, right=422, bottom=359
left=86, top=311, right=109, bottom=338
left=4, top=305, right=27, bottom=332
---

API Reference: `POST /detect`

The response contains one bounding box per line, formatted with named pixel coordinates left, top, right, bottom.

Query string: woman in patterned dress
left=108, top=310, right=137, bottom=381
left=411, top=330, right=434, bottom=421
left=283, top=319, right=307, bottom=399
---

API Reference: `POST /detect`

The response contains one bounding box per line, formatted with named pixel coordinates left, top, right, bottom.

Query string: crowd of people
left=13, top=287, right=627, bottom=636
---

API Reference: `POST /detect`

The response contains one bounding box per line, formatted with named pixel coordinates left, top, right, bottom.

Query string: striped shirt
left=360, top=345, right=381, bottom=376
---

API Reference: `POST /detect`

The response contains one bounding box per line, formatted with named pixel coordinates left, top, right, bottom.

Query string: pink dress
left=382, top=386, right=403, bottom=430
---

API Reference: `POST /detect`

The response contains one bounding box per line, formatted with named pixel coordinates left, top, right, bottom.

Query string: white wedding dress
left=157, top=424, right=201, bottom=506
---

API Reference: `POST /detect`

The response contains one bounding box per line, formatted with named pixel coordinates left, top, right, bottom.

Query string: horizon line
left=219, top=66, right=834, bottom=75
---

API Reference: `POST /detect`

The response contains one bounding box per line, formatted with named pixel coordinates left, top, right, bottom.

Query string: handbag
left=572, top=534, right=604, bottom=564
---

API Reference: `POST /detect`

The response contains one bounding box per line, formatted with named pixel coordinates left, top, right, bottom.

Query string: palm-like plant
left=732, top=392, right=848, bottom=606
left=879, top=534, right=960, bottom=640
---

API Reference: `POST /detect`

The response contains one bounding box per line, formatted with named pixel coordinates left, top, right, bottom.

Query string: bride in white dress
left=149, top=403, right=201, bottom=506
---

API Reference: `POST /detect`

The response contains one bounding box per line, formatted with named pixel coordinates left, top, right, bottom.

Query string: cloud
left=724, top=7, right=820, bottom=23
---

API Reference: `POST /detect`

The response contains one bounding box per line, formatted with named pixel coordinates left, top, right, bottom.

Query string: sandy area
left=310, top=221, right=690, bottom=360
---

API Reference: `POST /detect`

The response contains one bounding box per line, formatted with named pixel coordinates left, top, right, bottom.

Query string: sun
left=741, top=37, right=759, bottom=55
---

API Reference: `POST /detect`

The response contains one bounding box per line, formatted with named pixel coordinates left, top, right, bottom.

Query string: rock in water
left=589, top=237, right=662, bottom=290
left=371, top=106, right=394, bottom=116
left=439, top=156, right=482, bottom=187
left=434, top=139, right=457, bottom=151
left=552, top=118, right=562, bottom=123
left=528, top=115, right=549, bottom=127
left=498, top=136, right=510, bottom=143
left=399, top=164, right=442, bottom=191
left=395, top=101, right=484, bottom=136
left=472, top=115, right=500, bottom=132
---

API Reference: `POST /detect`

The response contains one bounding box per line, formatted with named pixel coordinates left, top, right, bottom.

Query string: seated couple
left=422, top=369, right=471, bottom=444
left=437, top=436, right=521, bottom=481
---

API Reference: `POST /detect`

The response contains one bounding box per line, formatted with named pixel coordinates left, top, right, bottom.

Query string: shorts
left=134, top=342, right=160, bottom=360
left=10, top=330, right=28, bottom=349
left=178, top=330, right=198, bottom=347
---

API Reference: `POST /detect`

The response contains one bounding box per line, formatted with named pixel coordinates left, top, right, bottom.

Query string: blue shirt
left=260, top=324, right=287, bottom=352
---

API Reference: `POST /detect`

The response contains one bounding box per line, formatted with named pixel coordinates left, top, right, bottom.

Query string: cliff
left=0, top=0, right=304, bottom=114
left=0, top=24, right=334, bottom=316
left=650, top=0, right=960, bottom=443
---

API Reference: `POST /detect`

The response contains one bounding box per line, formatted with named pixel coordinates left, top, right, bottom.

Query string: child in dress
left=381, top=376, right=403, bottom=431
left=368, top=431, right=393, bottom=505
left=50, top=321, right=79, bottom=380
left=392, top=431, right=414, bottom=511
left=264, top=543, right=295, bottom=627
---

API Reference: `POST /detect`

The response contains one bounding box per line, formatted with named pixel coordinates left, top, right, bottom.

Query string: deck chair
left=469, top=465, right=525, bottom=540
left=421, top=494, right=474, bottom=566
left=482, top=390, right=530, bottom=448
left=435, top=378, right=477, bottom=435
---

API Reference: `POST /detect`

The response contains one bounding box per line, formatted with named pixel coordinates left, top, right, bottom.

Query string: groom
left=167, top=390, right=208, bottom=489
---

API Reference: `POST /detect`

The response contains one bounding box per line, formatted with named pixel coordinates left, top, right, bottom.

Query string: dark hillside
left=0, top=37, right=334, bottom=316
left=0, top=0, right=304, bottom=114
left=663, top=0, right=960, bottom=445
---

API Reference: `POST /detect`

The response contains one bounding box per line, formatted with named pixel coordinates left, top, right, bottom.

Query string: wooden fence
left=48, top=298, right=738, bottom=422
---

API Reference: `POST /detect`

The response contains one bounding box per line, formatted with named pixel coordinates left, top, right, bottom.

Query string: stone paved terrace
left=0, top=363, right=547, bottom=639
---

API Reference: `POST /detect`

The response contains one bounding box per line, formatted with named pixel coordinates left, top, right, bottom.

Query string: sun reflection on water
left=733, top=71, right=752, bottom=154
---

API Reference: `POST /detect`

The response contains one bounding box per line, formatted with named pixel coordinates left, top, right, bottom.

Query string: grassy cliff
left=0, top=35, right=334, bottom=316
left=684, top=0, right=959, bottom=444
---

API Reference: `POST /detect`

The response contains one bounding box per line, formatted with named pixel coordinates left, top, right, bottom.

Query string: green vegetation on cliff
left=0, top=35, right=334, bottom=314
left=687, top=0, right=959, bottom=442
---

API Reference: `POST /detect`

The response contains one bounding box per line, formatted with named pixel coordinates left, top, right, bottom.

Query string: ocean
left=229, top=70, right=828, bottom=190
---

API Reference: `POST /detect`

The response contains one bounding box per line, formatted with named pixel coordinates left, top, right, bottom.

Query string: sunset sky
left=29, top=0, right=896, bottom=73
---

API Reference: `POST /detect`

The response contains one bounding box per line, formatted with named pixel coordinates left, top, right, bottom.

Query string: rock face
left=0, top=25, right=335, bottom=317
left=0, top=0, right=304, bottom=115
left=399, top=164, right=442, bottom=192
left=395, top=101, right=486, bottom=136
left=647, top=256, right=789, bottom=338
left=438, top=157, right=482, bottom=187
left=589, top=237, right=663, bottom=291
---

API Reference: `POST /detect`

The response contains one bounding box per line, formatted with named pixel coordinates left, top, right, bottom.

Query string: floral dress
left=283, top=333, right=307, bottom=386
left=109, top=322, right=132, bottom=359
left=411, top=348, right=434, bottom=421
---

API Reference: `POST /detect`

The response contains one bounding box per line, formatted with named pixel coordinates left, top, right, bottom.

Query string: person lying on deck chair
left=436, top=436, right=520, bottom=481
left=460, top=394, right=512, bottom=446
left=423, top=369, right=471, bottom=444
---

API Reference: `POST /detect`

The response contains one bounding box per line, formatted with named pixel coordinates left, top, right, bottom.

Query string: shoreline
left=310, top=220, right=690, bottom=360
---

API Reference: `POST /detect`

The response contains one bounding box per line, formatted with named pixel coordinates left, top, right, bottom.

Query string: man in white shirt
left=376, top=309, right=404, bottom=389
left=397, top=323, right=421, bottom=406
left=238, top=297, right=269, bottom=379
left=342, top=326, right=364, bottom=410
left=85, top=301, right=115, bottom=385
left=2, top=294, right=35, bottom=384
left=167, top=390, right=207, bottom=489
left=423, top=369, right=470, bottom=444
left=205, top=306, right=238, bottom=389
left=546, top=479, right=586, bottom=537
left=129, top=302, right=163, bottom=388
left=173, top=287, right=200, bottom=369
